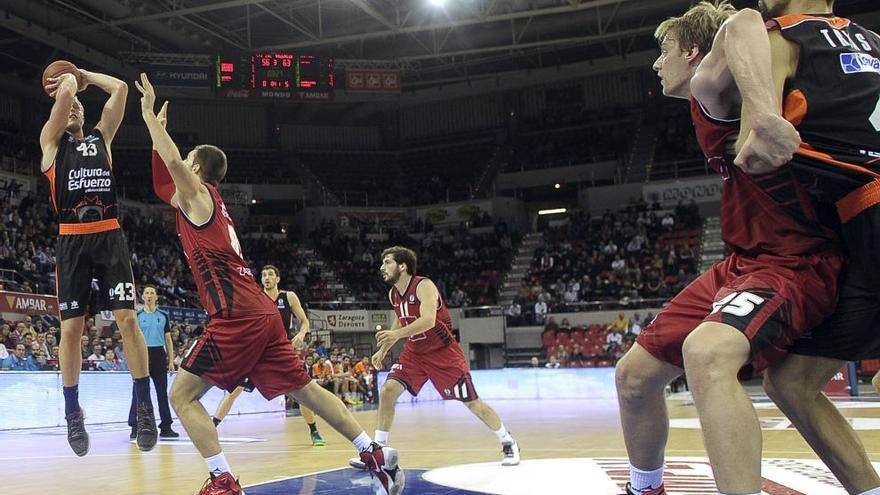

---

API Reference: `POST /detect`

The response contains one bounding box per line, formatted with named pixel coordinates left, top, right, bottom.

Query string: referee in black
left=128, top=285, right=178, bottom=438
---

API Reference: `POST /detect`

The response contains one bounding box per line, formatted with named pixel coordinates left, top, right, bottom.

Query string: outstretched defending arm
left=135, top=73, right=207, bottom=210
left=150, top=102, right=176, bottom=204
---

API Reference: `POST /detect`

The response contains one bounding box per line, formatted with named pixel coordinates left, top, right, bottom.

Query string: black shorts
left=791, top=204, right=880, bottom=361
left=56, top=228, right=136, bottom=320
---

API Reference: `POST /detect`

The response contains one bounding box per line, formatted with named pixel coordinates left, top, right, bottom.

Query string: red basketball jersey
left=390, top=276, right=455, bottom=354
left=690, top=98, right=839, bottom=257
left=176, top=184, right=276, bottom=319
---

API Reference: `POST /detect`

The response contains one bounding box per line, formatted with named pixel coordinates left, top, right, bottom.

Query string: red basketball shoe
left=359, top=443, right=405, bottom=495
left=624, top=482, right=665, bottom=495
left=196, top=472, right=244, bottom=495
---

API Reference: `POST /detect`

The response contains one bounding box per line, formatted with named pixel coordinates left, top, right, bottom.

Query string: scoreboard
left=215, top=53, right=334, bottom=99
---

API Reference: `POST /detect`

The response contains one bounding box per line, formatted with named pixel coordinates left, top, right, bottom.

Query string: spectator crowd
left=507, top=199, right=701, bottom=326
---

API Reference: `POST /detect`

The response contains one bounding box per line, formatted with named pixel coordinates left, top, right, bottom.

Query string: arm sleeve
left=152, top=150, right=176, bottom=204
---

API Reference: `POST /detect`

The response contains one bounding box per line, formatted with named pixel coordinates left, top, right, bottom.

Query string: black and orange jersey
left=767, top=14, right=880, bottom=219
left=44, top=128, right=120, bottom=235
left=275, top=290, right=293, bottom=331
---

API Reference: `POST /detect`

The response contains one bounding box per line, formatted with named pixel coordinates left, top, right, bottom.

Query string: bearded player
left=615, top=2, right=846, bottom=494
left=212, top=265, right=327, bottom=447
left=351, top=246, right=520, bottom=469
left=136, top=74, right=403, bottom=495
left=40, top=67, right=157, bottom=456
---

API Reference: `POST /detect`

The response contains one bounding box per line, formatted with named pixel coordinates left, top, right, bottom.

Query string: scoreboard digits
left=215, top=53, right=334, bottom=99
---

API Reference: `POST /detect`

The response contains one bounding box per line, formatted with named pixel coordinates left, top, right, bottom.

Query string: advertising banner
left=642, top=176, right=722, bottom=206
left=148, top=64, right=211, bottom=88
left=0, top=291, right=58, bottom=316
left=345, top=69, right=401, bottom=92
left=310, top=310, right=392, bottom=332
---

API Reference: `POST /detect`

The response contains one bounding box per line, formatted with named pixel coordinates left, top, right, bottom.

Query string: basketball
left=41, top=60, right=84, bottom=95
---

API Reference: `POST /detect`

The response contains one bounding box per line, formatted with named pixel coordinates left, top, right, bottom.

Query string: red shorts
left=388, top=342, right=478, bottom=402
left=637, top=252, right=841, bottom=377
left=181, top=312, right=311, bottom=400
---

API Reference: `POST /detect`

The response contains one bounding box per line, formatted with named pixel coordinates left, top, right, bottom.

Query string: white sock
left=204, top=452, right=232, bottom=477
left=858, top=489, right=880, bottom=495
left=374, top=429, right=389, bottom=446
left=494, top=424, right=514, bottom=444
left=352, top=431, right=373, bottom=452
left=630, top=465, right=663, bottom=492
left=723, top=493, right=761, bottom=495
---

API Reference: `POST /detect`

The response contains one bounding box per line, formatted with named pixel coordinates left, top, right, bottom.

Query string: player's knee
left=463, top=399, right=482, bottom=412
left=169, top=387, right=185, bottom=412
left=115, top=310, right=138, bottom=332
left=682, top=325, right=748, bottom=378
left=615, top=354, right=657, bottom=403
left=762, top=370, right=789, bottom=405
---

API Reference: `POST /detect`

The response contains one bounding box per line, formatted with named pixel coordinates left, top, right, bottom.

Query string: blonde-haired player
left=212, top=265, right=326, bottom=446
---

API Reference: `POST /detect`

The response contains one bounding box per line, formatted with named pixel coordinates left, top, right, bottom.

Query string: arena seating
left=514, top=203, right=702, bottom=320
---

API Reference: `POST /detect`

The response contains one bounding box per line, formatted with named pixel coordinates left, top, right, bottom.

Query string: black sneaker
left=159, top=426, right=180, bottom=438
left=65, top=409, right=90, bottom=457
left=135, top=403, right=158, bottom=452
left=130, top=426, right=137, bottom=439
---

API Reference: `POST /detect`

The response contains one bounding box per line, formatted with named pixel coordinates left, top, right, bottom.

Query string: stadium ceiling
left=1, top=0, right=879, bottom=90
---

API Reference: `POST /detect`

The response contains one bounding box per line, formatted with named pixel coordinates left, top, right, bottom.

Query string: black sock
left=134, top=377, right=152, bottom=407
left=213, top=417, right=221, bottom=427
left=63, top=385, right=80, bottom=416
left=307, top=422, right=317, bottom=433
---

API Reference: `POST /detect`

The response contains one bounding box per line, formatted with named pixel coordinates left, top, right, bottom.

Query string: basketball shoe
left=65, top=409, right=89, bottom=457
left=136, top=403, right=158, bottom=451
left=196, top=472, right=244, bottom=495
left=310, top=429, right=326, bottom=446
left=502, top=440, right=520, bottom=466
left=624, top=482, right=666, bottom=494
left=359, top=443, right=405, bottom=495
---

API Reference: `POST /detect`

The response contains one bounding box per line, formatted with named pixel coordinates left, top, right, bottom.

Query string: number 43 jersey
left=176, top=183, right=276, bottom=319
left=45, top=128, right=119, bottom=227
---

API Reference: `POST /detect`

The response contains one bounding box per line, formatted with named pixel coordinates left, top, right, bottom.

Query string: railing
left=647, top=158, right=710, bottom=181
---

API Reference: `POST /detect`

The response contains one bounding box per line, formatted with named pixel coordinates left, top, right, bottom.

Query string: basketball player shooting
left=39, top=63, right=158, bottom=457
left=135, top=73, right=403, bottom=495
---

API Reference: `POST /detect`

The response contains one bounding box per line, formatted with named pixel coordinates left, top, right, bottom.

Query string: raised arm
left=135, top=73, right=208, bottom=212
left=39, top=73, right=78, bottom=171
left=83, top=70, right=128, bottom=146
left=151, top=102, right=177, bottom=204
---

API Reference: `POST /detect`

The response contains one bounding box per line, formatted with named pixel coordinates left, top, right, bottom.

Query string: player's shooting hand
left=371, top=349, right=387, bottom=370
left=133, top=73, right=156, bottom=117
left=734, top=114, right=800, bottom=174
left=376, top=329, right=400, bottom=349
left=157, top=101, right=169, bottom=129
left=45, top=73, right=77, bottom=99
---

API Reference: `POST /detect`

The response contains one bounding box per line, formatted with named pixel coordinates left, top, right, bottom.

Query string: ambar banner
left=642, top=176, right=722, bottom=206
left=0, top=291, right=58, bottom=316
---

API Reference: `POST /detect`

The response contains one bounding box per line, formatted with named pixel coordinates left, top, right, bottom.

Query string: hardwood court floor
left=2, top=396, right=880, bottom=494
